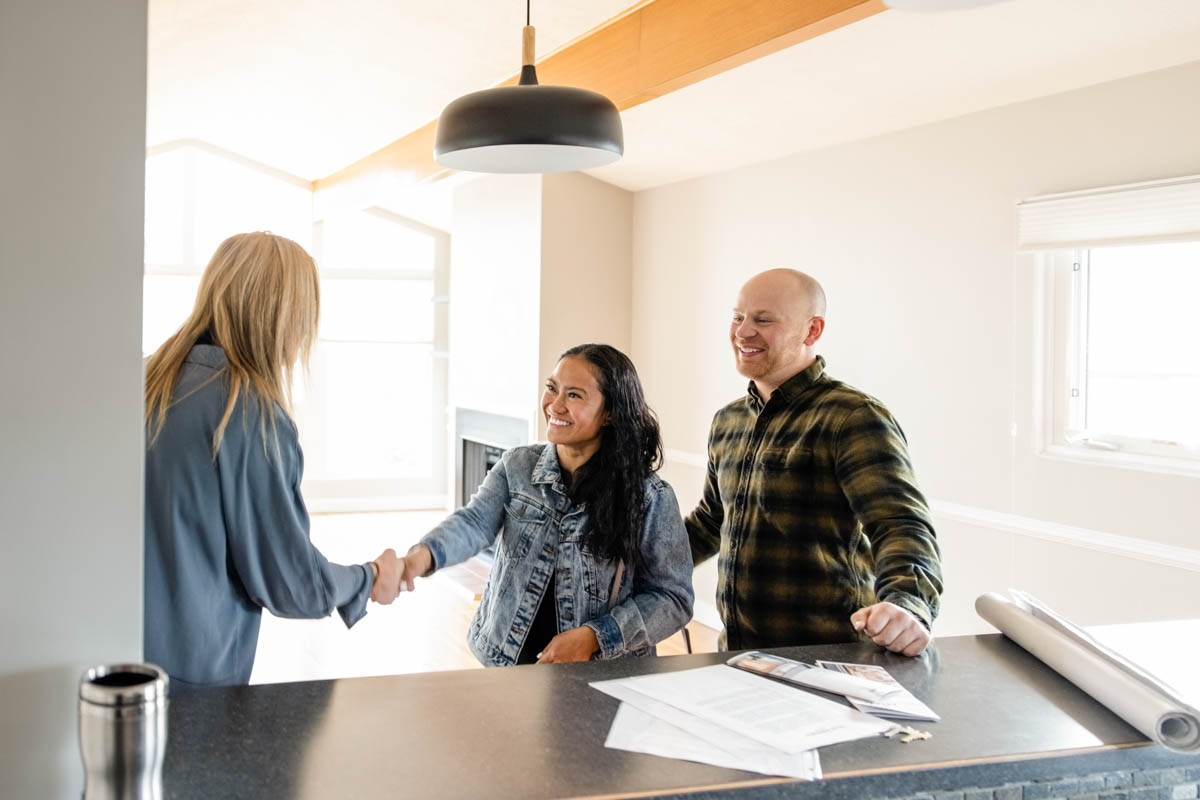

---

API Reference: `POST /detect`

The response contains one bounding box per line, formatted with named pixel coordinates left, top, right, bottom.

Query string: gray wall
left=0, top=0, right=147, bottom=795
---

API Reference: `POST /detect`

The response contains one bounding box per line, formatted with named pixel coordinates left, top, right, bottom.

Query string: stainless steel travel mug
left=78, top=662, right=169, bottom=800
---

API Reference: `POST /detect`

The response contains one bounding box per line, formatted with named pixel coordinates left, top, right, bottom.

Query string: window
left=143, top=143, right=448, bottom=507
left=297, top=208, right=449, bottom=506
left=142, top=143, right=312, bottom=355
left=1042, top=243, right=1200, bottom=467
left=1022, top=175, right=1200, bottom=473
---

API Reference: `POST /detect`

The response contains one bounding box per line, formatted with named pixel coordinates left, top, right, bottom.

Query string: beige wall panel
left=932, top=518, right=1015, bottom=638
left=633, top=60, right=1200, bottom=557
left=537, top=173, right=635, bottom=439
left=1009, top=537, right=1200, bottom=626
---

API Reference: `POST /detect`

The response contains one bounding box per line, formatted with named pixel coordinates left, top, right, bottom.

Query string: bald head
left=742, top=268, right=826, bottom=320
left=730, top=269, right=828, bottom=400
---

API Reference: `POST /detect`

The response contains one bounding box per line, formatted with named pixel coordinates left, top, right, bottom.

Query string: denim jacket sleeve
left=420, top=451, right=512, bottom=570
left=584, top=478, right=695, bottom=659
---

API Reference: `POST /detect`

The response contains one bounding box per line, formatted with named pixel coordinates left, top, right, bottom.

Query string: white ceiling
left=147, top=0, right=1200, bottom=191
left=146, top=0, right=639, bottom=179
left=591, top=0, right=1200, bottom=191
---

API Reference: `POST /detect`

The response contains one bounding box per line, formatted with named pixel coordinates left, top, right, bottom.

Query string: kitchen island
left=163, top=631, right=1199, bottom=799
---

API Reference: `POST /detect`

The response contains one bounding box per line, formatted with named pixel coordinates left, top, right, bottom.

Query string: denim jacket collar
left=531, top=443, right=568, bottom=495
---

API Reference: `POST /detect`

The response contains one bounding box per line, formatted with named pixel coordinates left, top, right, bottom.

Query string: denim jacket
left=421, top=443, right=694, bottom=667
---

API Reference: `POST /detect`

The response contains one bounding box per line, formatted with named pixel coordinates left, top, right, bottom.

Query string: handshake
left=368, top=545, right=434, bottom=605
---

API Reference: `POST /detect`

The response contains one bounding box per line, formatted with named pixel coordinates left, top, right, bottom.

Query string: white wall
left=0, top=0, right=147, bottom=796
left=538, top=172, right=634, bottom=438
left=448, top=174, right=544, bottom=431
left=449, top=173, right=635, bottom=443
left=632, top=60, right=1200, bottom=636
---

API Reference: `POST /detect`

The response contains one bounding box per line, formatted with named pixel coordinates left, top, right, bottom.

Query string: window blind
left=1017, top=174, right=1200, bottom=251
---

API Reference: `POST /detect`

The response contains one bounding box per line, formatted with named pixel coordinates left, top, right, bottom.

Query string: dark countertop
left=162, top=633, right=1199, bottom=799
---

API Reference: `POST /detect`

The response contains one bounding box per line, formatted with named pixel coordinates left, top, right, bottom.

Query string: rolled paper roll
left=975, top=592, right=1200, bottom=754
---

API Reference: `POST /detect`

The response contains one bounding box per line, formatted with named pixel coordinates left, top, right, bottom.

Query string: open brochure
left=723, top=651, right=938, bottom=722
left=815, top=661, right=940, bottom=722
left=976, top=590, right=1200, bottom=754
left=725, top=651, right=903, bottom=704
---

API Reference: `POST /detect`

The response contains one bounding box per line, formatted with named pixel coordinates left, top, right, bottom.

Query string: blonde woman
left=143, top=232, right=401, bottom=687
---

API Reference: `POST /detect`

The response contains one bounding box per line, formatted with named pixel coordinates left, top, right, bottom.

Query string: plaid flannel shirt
left=685, top=356, right=942, bottom=650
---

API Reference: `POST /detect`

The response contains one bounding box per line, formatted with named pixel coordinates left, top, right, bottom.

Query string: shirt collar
left=183, top=344, right=227, bottom=369
left=747, top=355, right=827, bottom=409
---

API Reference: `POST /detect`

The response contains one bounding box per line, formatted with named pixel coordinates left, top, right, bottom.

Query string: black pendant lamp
left=433, top=1, right=623, bottom=173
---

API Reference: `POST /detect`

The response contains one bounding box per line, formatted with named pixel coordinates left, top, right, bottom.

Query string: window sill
left=1039, top=443, right=1200, bottom=479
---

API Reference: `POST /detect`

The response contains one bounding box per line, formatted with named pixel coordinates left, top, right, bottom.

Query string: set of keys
left=882, top=724, right=933, bottom=743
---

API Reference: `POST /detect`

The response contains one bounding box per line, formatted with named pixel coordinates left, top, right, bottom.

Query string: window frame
left=1037, top=248, right=1200, bottom=477
left=299, top=207, right=451, bottom=509
left=143, top=144, right=451, bottom=508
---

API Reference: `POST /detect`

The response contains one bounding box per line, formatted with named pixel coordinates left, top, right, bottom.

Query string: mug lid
left=80, top=662, right=169, bottom=706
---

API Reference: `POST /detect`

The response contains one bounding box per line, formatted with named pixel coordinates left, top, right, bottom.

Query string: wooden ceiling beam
left=315, top=0, right=884, bottom=193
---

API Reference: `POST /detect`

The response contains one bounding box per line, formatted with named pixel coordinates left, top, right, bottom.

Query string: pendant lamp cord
left=519, top=0, right=538, bottom=81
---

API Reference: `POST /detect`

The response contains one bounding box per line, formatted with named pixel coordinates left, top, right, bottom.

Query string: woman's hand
left=370, top=549, right=401, bottom=604
left=536, top=626, right=600, bottom=663
left=400, top=544, right=434, bottom=592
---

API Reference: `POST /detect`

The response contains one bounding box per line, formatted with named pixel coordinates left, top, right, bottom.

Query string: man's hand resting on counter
left=851, top=602, right=931, bottom=657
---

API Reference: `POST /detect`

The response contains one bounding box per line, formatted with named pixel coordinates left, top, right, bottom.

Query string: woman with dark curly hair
left=399, top=343, right=694, bottom=666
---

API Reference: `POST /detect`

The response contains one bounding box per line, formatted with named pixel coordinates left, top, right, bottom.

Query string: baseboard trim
left=931, top=500, right=1200, bottom=574
left=663, top=450, right=1200, bottom=574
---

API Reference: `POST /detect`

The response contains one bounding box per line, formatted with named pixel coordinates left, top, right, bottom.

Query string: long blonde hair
left=144, top=232, right=319, bottom=456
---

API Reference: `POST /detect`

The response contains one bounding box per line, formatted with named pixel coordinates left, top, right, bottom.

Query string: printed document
left=605, top=702, right=821, bottom=779
left=594, top=679, right=822, bottom=779
left=593, top=665, right=890, bottom=754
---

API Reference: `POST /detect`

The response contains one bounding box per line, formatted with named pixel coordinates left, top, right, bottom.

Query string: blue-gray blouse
left=144, top=345, right=371, bottom=686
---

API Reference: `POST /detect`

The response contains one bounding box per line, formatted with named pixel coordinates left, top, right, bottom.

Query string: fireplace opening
left=461, top=439, right=504, bottom=507
left=454, top=408, right=529, bottom=565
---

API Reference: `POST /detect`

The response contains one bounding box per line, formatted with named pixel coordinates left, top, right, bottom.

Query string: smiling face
left=542, top=355, right=609, bottom=461
left=731, top=270, right=826, bottom=399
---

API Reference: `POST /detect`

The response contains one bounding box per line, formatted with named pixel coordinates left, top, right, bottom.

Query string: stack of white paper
left=592, top=664, right=894, bottom=779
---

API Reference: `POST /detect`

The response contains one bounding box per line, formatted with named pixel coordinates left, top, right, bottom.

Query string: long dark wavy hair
left=560, top=343, right=663, bottom=575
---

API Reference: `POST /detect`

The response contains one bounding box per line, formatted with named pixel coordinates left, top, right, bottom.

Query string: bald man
left=686, top=269, right=943, bottom=656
